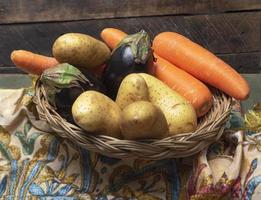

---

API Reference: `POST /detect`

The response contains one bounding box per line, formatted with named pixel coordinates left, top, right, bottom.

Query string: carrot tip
left=10, top=50, right=18, bottom=61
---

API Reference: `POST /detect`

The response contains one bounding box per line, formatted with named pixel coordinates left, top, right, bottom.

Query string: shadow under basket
left=33, top=79, right=232, bottom=160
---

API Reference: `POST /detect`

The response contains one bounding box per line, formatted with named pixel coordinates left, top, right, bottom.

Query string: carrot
left=153, top=32, right=250, bottom=100
left=11, top=50, right=59, bottom=75
left=152, top=54, right=213, bottom=117
left=100, top=28, right=127, bottom=49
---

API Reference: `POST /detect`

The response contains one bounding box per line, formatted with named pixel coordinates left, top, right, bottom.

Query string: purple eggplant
left=102, top=30, right=153, bottom=99
left=41, top=63, right=106, bottom=123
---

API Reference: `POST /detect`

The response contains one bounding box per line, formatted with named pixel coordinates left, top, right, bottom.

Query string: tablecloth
left=0, top=87, right=261, bottom=200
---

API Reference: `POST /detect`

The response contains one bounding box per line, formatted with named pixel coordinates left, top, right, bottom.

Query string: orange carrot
left=11, top=50, right=59, bottom=75
left=152, top=54, right=213, bottom=117
left=100, top=28, right=127, bottom=49
left=153, top=32, right=250, bottom=100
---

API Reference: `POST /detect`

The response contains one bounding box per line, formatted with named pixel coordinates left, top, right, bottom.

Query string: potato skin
left=72, top=91, right=121, bottom=138
left=120, top=101, right=168, bottom=140
left=53, top=33, right=111, bottom=69
left=116, top=74, right=149, bottom=109
left=139, top=73, right=197, bottom=135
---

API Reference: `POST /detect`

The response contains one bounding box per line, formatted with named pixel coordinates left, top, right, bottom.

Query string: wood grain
left=0, top=12, right=260, bottom=73
left=218, top=52, right=261, bottom=73
left=0, top=0, right=261, bottom=24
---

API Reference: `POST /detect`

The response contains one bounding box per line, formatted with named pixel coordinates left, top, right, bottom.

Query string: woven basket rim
left=32, top=78, right=232, bottom=160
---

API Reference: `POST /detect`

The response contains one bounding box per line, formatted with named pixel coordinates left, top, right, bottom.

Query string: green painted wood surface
left=241, top=74, right=261, bottom=111
left=0, top=74, right=31, bottom=89
left=0, top=74, right=260, bottom=111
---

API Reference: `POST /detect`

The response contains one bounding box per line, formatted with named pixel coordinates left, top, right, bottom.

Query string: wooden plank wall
left=0, top=0, right=260, bottom=73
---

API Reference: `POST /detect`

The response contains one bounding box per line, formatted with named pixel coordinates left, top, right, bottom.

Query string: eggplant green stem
left=115, top=29, right=152, bottom=64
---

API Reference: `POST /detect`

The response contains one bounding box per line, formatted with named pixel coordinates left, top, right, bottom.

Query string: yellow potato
left=72, top=91, right=121, bottom=138
left=52, top=33, right=110, bottom=69
left=120, top=101, right=168, bottom=140
left=116, top=73, right=149, bottom=109
left=139, top=73, right=197, bottom=135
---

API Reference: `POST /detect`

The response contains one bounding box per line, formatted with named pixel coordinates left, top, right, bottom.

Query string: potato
left=139, top=73, right=197, bottom=135
left=52, top=33, right=111, bottom=69
left=72, top=91, right=121, bottom=138
left=120, top=101, right=168, bottom=140
left=116, top=73, right=149, bottom=109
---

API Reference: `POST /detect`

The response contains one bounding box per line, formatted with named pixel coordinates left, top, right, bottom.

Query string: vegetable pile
left=10, top=28, right=250, bottom=140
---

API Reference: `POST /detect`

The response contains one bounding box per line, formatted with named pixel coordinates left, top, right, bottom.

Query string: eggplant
left=40, top=63, right=106, bottom=123
left=102, top=30, right=153, bottom=100
left=56, top=71, right=106, bottom=123
left=55, top=71, right=105, bottom=105
left=55, top=86, right=84, bottom=123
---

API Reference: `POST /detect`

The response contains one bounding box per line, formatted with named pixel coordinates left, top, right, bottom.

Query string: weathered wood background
left=0, top=0, right=260, bottom=73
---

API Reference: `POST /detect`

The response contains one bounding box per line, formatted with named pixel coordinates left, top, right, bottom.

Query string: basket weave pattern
left=33, top=79, right=232, bottom=160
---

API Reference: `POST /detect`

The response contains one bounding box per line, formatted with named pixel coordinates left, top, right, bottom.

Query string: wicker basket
left=33, top=79, right=232, bottom=160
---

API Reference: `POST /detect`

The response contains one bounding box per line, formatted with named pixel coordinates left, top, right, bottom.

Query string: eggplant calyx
left=115, top=29, right=152, bottom=64
left=40, top=63, right=92, bottom=107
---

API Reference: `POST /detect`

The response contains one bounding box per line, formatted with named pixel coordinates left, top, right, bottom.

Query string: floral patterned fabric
left=0, top=89, right=180, bottom=199
left=186, top=101, right=261, bottom=200
left=0, top=88, right=261, bottom=200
